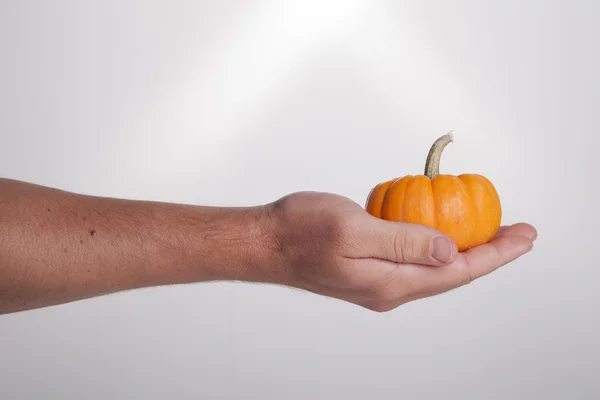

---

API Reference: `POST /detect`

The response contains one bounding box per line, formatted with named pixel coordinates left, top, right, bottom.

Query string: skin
left=0, top=178, right=536, bottom=315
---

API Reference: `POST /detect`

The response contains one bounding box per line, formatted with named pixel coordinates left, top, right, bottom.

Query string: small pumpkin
left=365, top=133, right=502, bottom=252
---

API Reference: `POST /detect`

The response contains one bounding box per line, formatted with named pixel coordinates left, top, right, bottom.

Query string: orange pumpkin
left=365, top=133, right=502, bottom=252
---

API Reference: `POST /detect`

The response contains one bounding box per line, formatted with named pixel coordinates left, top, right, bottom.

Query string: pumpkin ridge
left=477, top=174, right=502, bottom=239
left=457, top=176, right=478, bottom=248
left=380, top=179, right=397, bottom=217
left=381, top=176, right=411, bottom=221
left=480, top=175, right=502, bottom=215
left=402, top=176, right=415, bottom=223
left=429, top=177, right=438, bottom=231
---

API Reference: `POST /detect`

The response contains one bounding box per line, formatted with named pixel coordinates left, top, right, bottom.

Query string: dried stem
left=424, top=131, right=454, bottom=179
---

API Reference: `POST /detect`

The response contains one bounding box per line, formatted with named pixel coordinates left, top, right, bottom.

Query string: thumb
left=355, top=214, right=458, bottom=266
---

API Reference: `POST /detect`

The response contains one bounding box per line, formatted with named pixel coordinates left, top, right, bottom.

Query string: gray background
left=1, top=1, right=598, bottom=399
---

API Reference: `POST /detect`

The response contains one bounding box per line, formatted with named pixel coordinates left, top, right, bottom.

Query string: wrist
left=202, top=205, right=284, bottom=285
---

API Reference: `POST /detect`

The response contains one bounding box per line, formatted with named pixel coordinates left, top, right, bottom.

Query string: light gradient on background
left=0, top=1, right=598, bottom=399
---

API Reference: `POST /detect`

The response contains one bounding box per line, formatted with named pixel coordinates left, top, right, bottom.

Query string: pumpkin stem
left=424, top=131, right=454, bottom=179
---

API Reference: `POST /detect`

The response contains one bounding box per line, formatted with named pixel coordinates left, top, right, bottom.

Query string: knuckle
left=456, top=261, right=475, bottom=287
left=394, top=227, right=432, bottom=263
left=393, top=229, right=407, bottom=262
left=393, top=228, right=423, bottom=262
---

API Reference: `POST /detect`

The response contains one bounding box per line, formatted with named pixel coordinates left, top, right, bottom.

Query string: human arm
left=0, top=178, right=275, bottom=314
left=0, top=178, right=536, bottom=315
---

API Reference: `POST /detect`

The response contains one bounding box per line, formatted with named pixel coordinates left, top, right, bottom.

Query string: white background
left=1, top=1, right=598, bottom=399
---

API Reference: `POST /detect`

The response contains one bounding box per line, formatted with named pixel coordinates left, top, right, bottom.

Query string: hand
left=265, top=192, right=536, bottom=312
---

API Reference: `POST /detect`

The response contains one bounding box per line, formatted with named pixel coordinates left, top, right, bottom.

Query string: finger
left=417, top=233, right=534, bottom=292
left=460, top=233, right=534, bottom=283
left=493, top=226, right=512, bottom=237
left=494, top=223, right=537, bottom=241
left=352, top=217, right=458, bottom=266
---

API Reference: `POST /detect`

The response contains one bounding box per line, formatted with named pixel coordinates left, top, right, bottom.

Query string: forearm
left=0, top=179, right=277, bottom=314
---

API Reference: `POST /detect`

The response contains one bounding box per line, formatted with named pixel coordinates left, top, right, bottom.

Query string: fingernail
left=432, top=237, right=454, bottom=263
